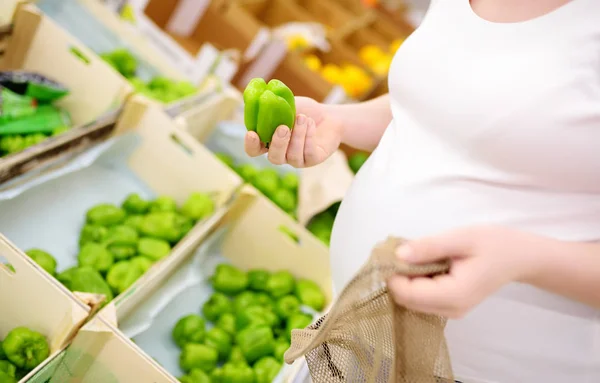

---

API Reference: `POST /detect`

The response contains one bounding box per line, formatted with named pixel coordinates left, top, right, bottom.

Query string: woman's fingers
left=303, top=118, right=320, bottom=166
left=244, top=131, right=267, bottom=157
left=286, top=115, right=308, bottom=167
left=267, top=126, right=291, bottom=165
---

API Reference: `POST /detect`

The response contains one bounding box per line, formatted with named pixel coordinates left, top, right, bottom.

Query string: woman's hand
left=244, top=96, right=343, bottom=168
left=387, top=226, right=545, bottom=319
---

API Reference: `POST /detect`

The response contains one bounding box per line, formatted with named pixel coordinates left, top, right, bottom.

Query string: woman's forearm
left=324, top=94, right=392, bottom=152
left=523, top=238, right=600, bottom=308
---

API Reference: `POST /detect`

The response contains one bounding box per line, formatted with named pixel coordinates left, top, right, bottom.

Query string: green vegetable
left=227, top=346, right=246, bottom=366
left=0, top=370, right=17, bottom=383
left=273, top=337, right=290, bottom=362
left=348, top=152, right=369, bottom=174
left=251, top=169, right=280, bottom=198
left=247, top=270, right=270, bottom=292
left=271, top=188, right=296, bottom=213
left=101, top=49, right=137, bottom=78
left=236, top=306, right=279, bottom=331
left=130, top=256, right=154, bottom=273
left=202, top=292, right=232, bottom=322
left=295, top=279, right=326, bottom=311
left=172, top=315, right=206, bottom=348
left=215, top=153, right=235, bottom=168
left=286, top=313, right=313, bottom=340
left=0, top=106, right=70, bottom=136
left=104, top=225, right=139, bottom=261
left=180, top=344, right=218, bottom=373
left=123, top=215, right=144, bottom=232
left=265, top=271, right=295, bottom=298
left=24, top=249, right=57, bottom=275
left=221, top=363, right=255, bottom=383
left=179, top=368, right=211, bottom=383
left=106, top=260, right=144, bottom=294
left=69, top=267, right=114, bottom=302
left=139, top=212, right=187, bottom=243
left=232, top=291, right=258, bottom=314
left=254, top=293, right=275, bottom=310
left=211, top=367, right=223, bottom=383
left=211, top=264, right=248, bottom=296
left=2, top=327, right=49, bottom=370
left=274, top=295, right=301, bottom=319
left=86, top=204, right=126, bottom=226
left=56, top=266, right=77, bottom=288
left=0, top=136, right=25, bottom=155
left=235, top=163, right=258, bottom=182
left=0, top=360, right=16, bottom=377
left=235, top=326, right=275, bottom=364
left=137, top=237, right=171, bottom=261
left=148, top=196, right=177, bottom=213
left=180, top=192, right=214, bottom=221
left=254, top=356, right=281, bottom=383
left=121, top=193, right=150, bottom=214
left=77, top=243, right=114, bottom=274
left=0, top=340, right=6, bottom=360
left=243, top=78, right=296, bottom=144
left=79, top=224, right=108, bottom=247
left=280, top=172, right=299, bottom=192
left=204, top=328, right=232, bottom=361
left=216, top=313, right=236, bottom=336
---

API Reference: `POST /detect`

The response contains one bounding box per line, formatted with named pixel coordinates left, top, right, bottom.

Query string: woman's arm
left=324, top=94, right=392, bottom=152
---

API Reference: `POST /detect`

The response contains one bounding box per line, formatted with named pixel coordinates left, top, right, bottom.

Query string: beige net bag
left=285, top=237, right=455, bottom=383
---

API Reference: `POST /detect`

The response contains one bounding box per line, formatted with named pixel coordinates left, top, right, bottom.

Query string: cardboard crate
left=0, top=96, right=243, bottom=309
left=0, top=234, right=91, bottom=382
left=0, top=0, right=19, bottom=24
left=0, top=4, right=132, bottom=183
left=288, top=0, right=355, bottom=31
left=87, top=187, right=333, bottom=382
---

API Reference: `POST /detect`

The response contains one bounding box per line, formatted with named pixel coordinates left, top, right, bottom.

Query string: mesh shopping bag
left=285, top=237, right=455, bottom=383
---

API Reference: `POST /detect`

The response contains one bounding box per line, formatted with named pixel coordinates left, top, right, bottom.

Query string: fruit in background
left=251, top=169, right=280, bottom=199
left=390, top=38, right=405, bottom=54
left=101, top=48, right=137, bottom=79
left=320, top=64, right=342, bottom=84
left=339, top=65, right=373, bottom=99
left=271, top=188, right=296, bottom=214
left=243, top=78, right=296, bottom=145
left=280, top=172, right=299, bottom=192
left=303, top=54, right=322, bottom=72
left=359, top=45, right=385, bottom=67
left=286, top=35, right=309, bottom=51
left=215, top=153, right=235, bottom=168
left=236, top=163, right=259, bottom=182
left=348, top=152, right=370, bottom=174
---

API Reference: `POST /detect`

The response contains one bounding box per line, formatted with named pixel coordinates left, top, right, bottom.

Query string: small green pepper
left=216, top=313, right=236, bottom=336
left=211, top=367, right=223, bottom=383
left=272, top=188, right=296, bottom=214
left=180, top=192, right=214, bottom=221
left=123, top=215, right=144, bottom=232
left=211, top=264, right=248, bottom=296
left=254, top=356, right=281, bottom=383
left=236, top=306, right=279, bottom=331
left=221, top=362, right=255, bottom=383
left=232, top=291, right=258, bottom=314
left=2, top=327, right=50, bottom=370
left=122, top=193, right=150, bottom=214
left=280, top=172, right=299, bottom=192
left=86, top=204, right=126, bottom=226
left=274, top=295, right=301, bottom=319
left=243, top=78, right=296, bottom=144
left=235, top=326, right=275, bottom=364
left=24, top=249, right=57, bottom=275
left=295, top=279, right=326, bottom=311
left=137, top=237, right=171, bottom=261
left=130, top=256, right=154, bottom=273
left=179, top=368, right=211, bottom=383
left=56, top=266, right=77, bottom=288
left=79, top=224, right=108, bottom=247
left=202, top=292, right=232, bottom=322
left=106, top=260, right=144, bottom=294
left=77, top=243, right=114, bottom=274
left=148, top=196, right=178, bottom=213
left=0, top=340, right=6, bottom=360
left=265, top=271, right=295, bottom=299
left=255, top=293, right=275, bottom=311
left=247, top=269, right=270, bottom=292
left=204, top=328, right=232, bottom=361
left=172, top=315, right=206, bottom=348
left=0, top=360, right=16, bottom=377
left=180, top=344, right=218, bottom=373
left=285, top=313, right=313, bottom=341
left=273, top=337, right=290, bottom=362
left=69, top=267, right=114, bottom=303
left=104, top=225, right=139, bottom=261
left=234, top=163, right=258, bottom=182
left=251, top=169, right=280, bottom=199
left=139, top=212, right=186, bottom=243
left=227, top=346, right=246, bottom=366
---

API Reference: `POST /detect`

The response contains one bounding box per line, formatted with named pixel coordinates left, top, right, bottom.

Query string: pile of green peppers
left=306, top=202, right=340, bottom=247
left=215, top=153, right=299, bottom=218
left=172, top=264, right=326, bottom=383
left=100, top=48, right=198, bottom=104
left=0, top=326, right=50, bottom=382
left=26, top=192, right=214, bottom=305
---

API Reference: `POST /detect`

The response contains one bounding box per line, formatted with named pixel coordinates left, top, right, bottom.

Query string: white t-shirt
left=329, top=0, right=600, bottom=382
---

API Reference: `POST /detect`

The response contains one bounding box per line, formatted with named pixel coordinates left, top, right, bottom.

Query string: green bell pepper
left=236, top=306, right=279, bottom=331
left=24, top=249, right=57, bottom=275
left=0, top=360, right=16, bottom=378
left=254, top=356, right=281, bottom=383
left=180, top=344, right=218, bottom=373
left=77, top=243, right=114, bottom=274
left=104, top=225, right=139, bottom=261
left=211, top=264, right=249, bottom=296
left=0, top=370, right=17, bottom=383
left=137, top=237, right=171, bottom=261
left=180, top=192, right=214, bottom=221
left=247, top=269, right=270, bottom=292
left=216, top=313, right=236, bottom=336
left=274, top=295, right=301, bottom=319
left=227, top=346, right=246, bottom=366
left=172, top=315, right=206, bottom=348
left=272, top=188, right=297, bottom=214
left=295, top=279, right=326, bottom=311
left=221, top=363, right=255, bottom=383
left=273, top=337, right=290, bottom=362
left=79, top=224, right=108, bottom=247
left=285, top=313, right=313, bottom=341
left=130, top=256, right=154, bottom=273
left=2, top=327, right=49, bottom=371
left=215, top=153, right=235, bottom=168
left=106, top=260, right=144, bottom=294
left=280, top=172, right=299, bottom=192
left=69, top=267, right=114, bottom=303
left=121, top=193, right=150, bottom=215
left=123, top=215, right=145, bottom=232
left=211, top=367, right=223, bottom=383
left=179, top=368, right=211, bottom=383
left=234, top=163, right=258, bottom=182
left=251, top=169, right=280, bottom=199
left=232, top=291, right=258, bottom=314
left=266, top=271, right=295, bottom=299
left=235, top=326, right=275, bottom=364
left=148, top=196, right=178, bottom=213
left=86, top=204, right=126, bottom=226
left=255, top=293, right=275, bottom=311
left=204, top=328, right=232, bottom=361
left=139, top=212, right=188, bottom=243
left=243, top=78, right=296, bottom=144
left=0, top=340, right=6, bottom=360
left=202, top=292, right=233, bottom=322
left=56, top=266, right=77, bottom=288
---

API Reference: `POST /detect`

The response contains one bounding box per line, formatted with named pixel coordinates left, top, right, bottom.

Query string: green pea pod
left=243, top=78, right=296, bottom=144
left=2, top=327, right=50, bottom=370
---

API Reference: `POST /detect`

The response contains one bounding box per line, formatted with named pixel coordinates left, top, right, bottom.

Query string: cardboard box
left=0, top=96, right=243, bottom=309
left=288, top=0, right=355, bottom=30
left=0, top=234, right=91, bottom=382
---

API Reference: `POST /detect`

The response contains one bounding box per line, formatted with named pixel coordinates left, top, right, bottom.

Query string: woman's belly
left=329, top=123, right=600, bottom=382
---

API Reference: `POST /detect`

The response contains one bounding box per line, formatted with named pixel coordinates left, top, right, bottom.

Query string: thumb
left=396, top=230, right=474, bottom=264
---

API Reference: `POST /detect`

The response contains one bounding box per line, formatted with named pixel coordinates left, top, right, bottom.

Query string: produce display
left=0, top=327, right=51, bottom=382
left=216, top=153, right=299, bottom=218
left=101, top=48, right=198, bottom=104
left=302, top=56, right=373, bottom=99
left=0, top=71, right=72, bottom=157
left=24, top=192, right=214, bottom=304
left=348, top=151, right=370, bottom=174
left=358, top=39, right=404, bottom=76
left=306, top=202, right=339, bottom=246
left=173, top=264, right=325, bottom=382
